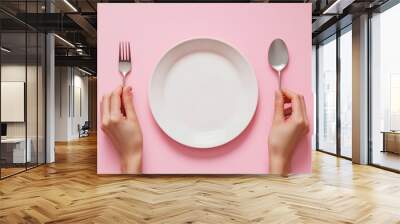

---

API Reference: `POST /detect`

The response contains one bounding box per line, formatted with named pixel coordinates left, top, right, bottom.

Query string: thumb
left=122, top=86, right=138, bottom=121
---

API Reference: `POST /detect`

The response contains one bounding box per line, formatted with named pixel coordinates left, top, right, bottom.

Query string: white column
left=46, top=32, right=55, bottom=163
left=45, top=0, right=56, bottom=163
left=352, top=14, right=369, bottom=164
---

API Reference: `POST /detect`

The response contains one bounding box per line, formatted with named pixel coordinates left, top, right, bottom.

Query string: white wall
left=1, top=65, right=43, bottom=137
left=55, top=66, right=69, bottom=141
left=54, top=67, right=89, bottom=141
left=1, top=64, right=46, bottom=164
left=1, top=66, right=26, bottom=134
left=1, top=82, right=25, bottom=122
left=72, top=73, right=89, bottom=138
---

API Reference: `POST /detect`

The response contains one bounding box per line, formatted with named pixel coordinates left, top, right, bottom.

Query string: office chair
left=79, top=121, right=90, bottom=138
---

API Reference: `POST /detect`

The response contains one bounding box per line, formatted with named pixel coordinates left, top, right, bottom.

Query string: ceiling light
left=1, top=47, right=11, bottom=53
left=323, top=0, right=341, bottom=14
left=63, top=0, right=78, bottom=12
left=323, top=0, right=354, bottom=15
left=76, top=49, right=85, bottom=55
left=78, top=67, right=93, bottom=76
left=54, top=34, right=75, bottom=48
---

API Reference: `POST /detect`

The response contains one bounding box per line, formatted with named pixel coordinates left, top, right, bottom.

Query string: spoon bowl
left=268, top=39, right=289, bottom=89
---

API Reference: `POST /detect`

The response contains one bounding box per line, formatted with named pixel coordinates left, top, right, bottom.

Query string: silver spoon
left=268, top=38, right=289, bottom=90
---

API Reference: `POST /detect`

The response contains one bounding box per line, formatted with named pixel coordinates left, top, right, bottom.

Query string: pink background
left=97, top=3, right=312, bottom=174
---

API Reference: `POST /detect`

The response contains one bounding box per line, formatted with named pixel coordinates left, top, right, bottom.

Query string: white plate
left=149, top=38, right=258, bottom=148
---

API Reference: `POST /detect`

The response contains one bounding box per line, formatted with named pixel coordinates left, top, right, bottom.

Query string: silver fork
left=119, top=41, right=132, bottom=86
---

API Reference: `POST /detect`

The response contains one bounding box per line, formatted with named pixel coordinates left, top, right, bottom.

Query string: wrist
left=120, top=146, right=142, bottom=174
left=269, top=146, right=291, bottom=176
left=269, top=156, right=289, bottom=176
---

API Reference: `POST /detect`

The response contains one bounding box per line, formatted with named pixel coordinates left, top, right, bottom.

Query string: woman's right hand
left=268, top=89, right=309, bottom=176
left=101, top=86, right=143, bottom=174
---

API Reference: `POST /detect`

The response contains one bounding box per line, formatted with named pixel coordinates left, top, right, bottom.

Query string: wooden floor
left=1, top=163, right=43, bottom=178
left=1, top=167, right=26, bottom=178
left=1, top=135, right=400, bottom=224
left=373, top=150, right=400, bottom=171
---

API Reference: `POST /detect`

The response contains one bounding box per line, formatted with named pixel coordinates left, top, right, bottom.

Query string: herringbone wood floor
left=1, top=135, right=400, bottom=224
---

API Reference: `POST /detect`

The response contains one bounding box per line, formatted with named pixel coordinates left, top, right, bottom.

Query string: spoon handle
left=278, top=70, right=282, bottom=90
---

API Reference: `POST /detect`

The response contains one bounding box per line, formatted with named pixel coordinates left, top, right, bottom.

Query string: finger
left=273, top=90, right=284, bottom=122
left=101, top=94, right=111, bottom=126
left=110, top=86, right=123, bottom=119
left=300, top=95, right=309, bottom=128
left=281, top=89, right=302, bottom=117
left=283, top=95, right=291, bottom=104
left=122, top=86, right=138, bottom=121
left=284, top=107, right=292, bottom=117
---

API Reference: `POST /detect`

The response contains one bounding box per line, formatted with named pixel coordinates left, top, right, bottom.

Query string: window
left=371, top=3, right=400, bottom=171
left=0, top=1, right=47, bottom=179
left=316, top=26, right=353, bottom=159
left=317, top=36, right=337, bottom=154
left=339, top=28, right=352, bottom=158
left=312, top=45, right=317, bottom=150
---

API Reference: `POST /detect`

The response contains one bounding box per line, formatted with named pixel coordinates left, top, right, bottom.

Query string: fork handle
left=122, top=76, right=126, bottom=87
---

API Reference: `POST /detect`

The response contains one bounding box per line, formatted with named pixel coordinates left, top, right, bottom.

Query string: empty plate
left=149, top=38, right=258, bottom=148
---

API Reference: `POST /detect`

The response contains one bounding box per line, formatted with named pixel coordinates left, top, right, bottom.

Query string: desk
left=381, top=131, right=400, bottom=154
left=1, top=138, right=31, bottom=163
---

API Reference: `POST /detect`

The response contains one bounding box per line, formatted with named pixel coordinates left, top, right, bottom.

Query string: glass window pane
left=340, top=29, right=352, bottom=158
left=26, top=0, right=39, bottom=170
left=1, top=31, right=27, bottom=177
left=371, top=4, right=400, bottom=171
left=38, top=33, right=45, bottom=165
left=0, top=0, right=46, bottom=179
left=312, top=45, right=317, bottom=150
left=318, top=37, right=337, bottom=154
left=27, top=31, right=38, bottom=169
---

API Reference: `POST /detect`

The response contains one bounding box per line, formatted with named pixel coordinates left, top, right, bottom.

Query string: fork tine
left=119, top=42, right=122, bottom=61
left=123, top=42, right=126, bottom=61
left=124, top=41, right=127, bottom=61
left=128, top=42, right=131, bottom=62
left=123, top=42, right=125, bottom=61
left=121, top=41, right=124, bottom=61
left=122, top=42, right=125, bottom=61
